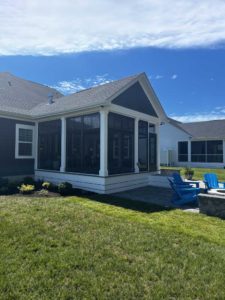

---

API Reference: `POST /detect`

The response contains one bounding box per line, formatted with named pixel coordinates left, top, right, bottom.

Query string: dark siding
left=0, top=117, right=35, bottom=177
left=112, top=82, right=158, bottom=117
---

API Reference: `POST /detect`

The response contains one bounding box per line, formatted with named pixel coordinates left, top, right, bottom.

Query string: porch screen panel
left=191, top=141, right=206, bottom=162
left=178, top=141, right=188, bottom=162
left=108, top=112, right=134, bottom=174
left=66, top=113, right=100, bottom=174
left=138, top=120, right=148, bottom=171
left=191, top=140, right=223, bottom=163
left=38, top=120, right=61, bottom=170
left=207, top=140, right=223, bottom=163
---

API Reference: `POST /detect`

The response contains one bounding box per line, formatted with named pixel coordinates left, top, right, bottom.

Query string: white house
left=160, top=118, right=225, bottom=168
left=0, top=72, right=167, bottom=193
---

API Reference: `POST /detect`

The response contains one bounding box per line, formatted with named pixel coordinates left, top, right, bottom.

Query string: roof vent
left=8, top=81, right=12, bottom=86
left=48, top=93, right=54, bottom=104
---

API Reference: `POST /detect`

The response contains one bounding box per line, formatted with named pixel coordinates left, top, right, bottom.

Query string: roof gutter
left=0, top=103, right=110, bottom=121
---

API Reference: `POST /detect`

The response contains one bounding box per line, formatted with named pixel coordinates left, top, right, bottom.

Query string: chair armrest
left=178, top=187, right=200, bottom=193
left=203, top=181, right=209, bottom=189
left=188, top=181, right=200, bottom=188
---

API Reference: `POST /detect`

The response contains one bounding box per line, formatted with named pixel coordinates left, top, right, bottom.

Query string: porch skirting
left=35, top=170, right=153, bottom=194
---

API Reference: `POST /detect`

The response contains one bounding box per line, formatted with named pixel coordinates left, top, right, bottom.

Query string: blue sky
left=1, top=0, right=225, bottom=122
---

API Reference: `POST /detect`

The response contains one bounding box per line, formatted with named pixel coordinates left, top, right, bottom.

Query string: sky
left=0, top=0, right=225, bottom=122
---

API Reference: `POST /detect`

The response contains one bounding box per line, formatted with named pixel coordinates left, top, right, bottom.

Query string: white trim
left=15, top=124, right=35, bottom=159
left=60, top=117, right=66, bottom=172
left=99, top=109, right=108, bottom=176
left=110, top=104, right=159, bottom=123
left=34, top=121, right=38, bottom=169
left=134, top=118, right=139, bottom=173
left=0, top=114, right=32, bottom=122
left=35, top=170, right=150, bottom=194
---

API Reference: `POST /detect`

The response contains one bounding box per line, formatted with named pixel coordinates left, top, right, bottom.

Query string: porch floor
left=113, top=185, right=173, bottom=207
left=114, top=185, right=200, bottom=212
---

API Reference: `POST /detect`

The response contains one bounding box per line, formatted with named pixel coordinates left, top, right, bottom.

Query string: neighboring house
left=160, top=118, right=225, bottom=168
left=0, top=72, right=166, bottom=193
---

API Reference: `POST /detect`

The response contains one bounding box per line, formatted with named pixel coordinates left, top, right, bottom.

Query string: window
left=191, top=140, right=223, bottom=163
left=191, top=141, right=206, bottom=162
left=207, top=141, right=223, bottom=162
left=108, top=113, right=134, bottom=174
left=138, top=120, right=148, bottom=171
left=178, top=141, right=188, bottom=162
left=66, top=113, right=100, bottom=174
left=38, top=120, right=61, bottom=170
left=15, top=124, right=34, bottom=159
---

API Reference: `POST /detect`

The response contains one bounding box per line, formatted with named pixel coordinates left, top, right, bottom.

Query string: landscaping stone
left=199, top=193, right=225, bottom=219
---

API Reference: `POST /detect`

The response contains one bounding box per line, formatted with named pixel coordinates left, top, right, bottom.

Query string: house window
left=178, top=141, right=188, bottom=162
left=206, top=140, right=223, bottom=162
left=66, top=113, right=100, bottom=174
left=138, top=120, right=148, bottom=171
left=15, top=124, right=34, bottom=159
left=191, top=140, right=223, bottom=163
left=38, top=120, right=61, bottom=170
left=191, top=141, right=206, bottom=162
left=108, top=112, right=134, bottom=174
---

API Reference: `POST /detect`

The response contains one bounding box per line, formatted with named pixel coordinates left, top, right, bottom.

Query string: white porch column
left=134, top=118, right=139, bottom=173
left=99, top=109, right=108, bottom=177
left=188, top=139, right=191, bottom=163
left=155, top=123, right=160, bottom=172
left=60, top=117, right=66, bottom=172
left=34, top=121, right=38, bottom=170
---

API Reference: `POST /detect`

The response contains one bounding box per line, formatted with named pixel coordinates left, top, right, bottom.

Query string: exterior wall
left=160, top=123, right=190, bottom=166
left=35, top=170, right=151, bottom=194
left=0, top=117, right=35, bottom=177
left=160, top=122, right=225, bottom=168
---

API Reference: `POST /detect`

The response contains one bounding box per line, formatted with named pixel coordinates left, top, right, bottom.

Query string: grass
left=161, top=166, right=225, bottom=181
left=0, top=194, right=225, bottom=299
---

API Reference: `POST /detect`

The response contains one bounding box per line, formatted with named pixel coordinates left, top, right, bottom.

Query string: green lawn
left=1, top=195, right=225, bottom=299
left=161, top=166, right=225, bottom=181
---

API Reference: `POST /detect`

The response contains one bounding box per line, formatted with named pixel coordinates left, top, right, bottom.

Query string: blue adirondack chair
left=168, top=178, right=201, bottom=194
left=204, top=173, right=225, bottom=190
left=172, top=173, right=200, bottom=188
left=168, top=178, right=199, bottom=206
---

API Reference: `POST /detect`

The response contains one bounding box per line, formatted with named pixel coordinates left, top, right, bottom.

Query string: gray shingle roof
left=169, top=118, right=225, bottom=139
left=0, top=72, right=140, bottom=118
left=30, top=74, right=139, bottom=117
left=0, top=72, right=62, bottom=115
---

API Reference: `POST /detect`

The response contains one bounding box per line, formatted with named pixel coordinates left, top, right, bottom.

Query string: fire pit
left=199, top=192, right=225, bottom=219
left=208, top=189, right=225, bottom=196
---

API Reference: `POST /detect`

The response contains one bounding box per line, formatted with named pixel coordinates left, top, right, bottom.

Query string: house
left=0, top=72, right=166, bottom=193
left=160, top=118, right=225, bottom=168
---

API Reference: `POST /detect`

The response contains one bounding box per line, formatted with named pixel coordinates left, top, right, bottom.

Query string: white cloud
left=51, top=74, right=113, bottom=94
left=1, top=0, right=225, bottom=55
left=170, top=107, right=225, bottom=122
left=171, top=74, right=178, bottom=80
left=155, top=75, right=164, bottom=80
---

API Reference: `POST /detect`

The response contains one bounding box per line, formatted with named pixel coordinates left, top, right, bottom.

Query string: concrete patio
left=114, top=185, right=173, bottom=207
left=114, top=185, right=200, bottom=212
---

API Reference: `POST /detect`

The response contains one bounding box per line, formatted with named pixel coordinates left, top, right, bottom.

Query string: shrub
left=18, top=184, right=35, bottom=195
left=0, top=186, right=9, bottom=195
left=7, top=181, right=21, bottom=195
left=0, top=177, right=9, bottom=188
left=23, top=177, right=35, bottom=185
left=42, top=181, right=52, bottom=190
left=58, top=182, right=73, bottom=196
left=184, top=167, right=194, bottom=180
left=0, top=177, right=9, bottom=195
left=35, top=179, right=44, bottom=190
